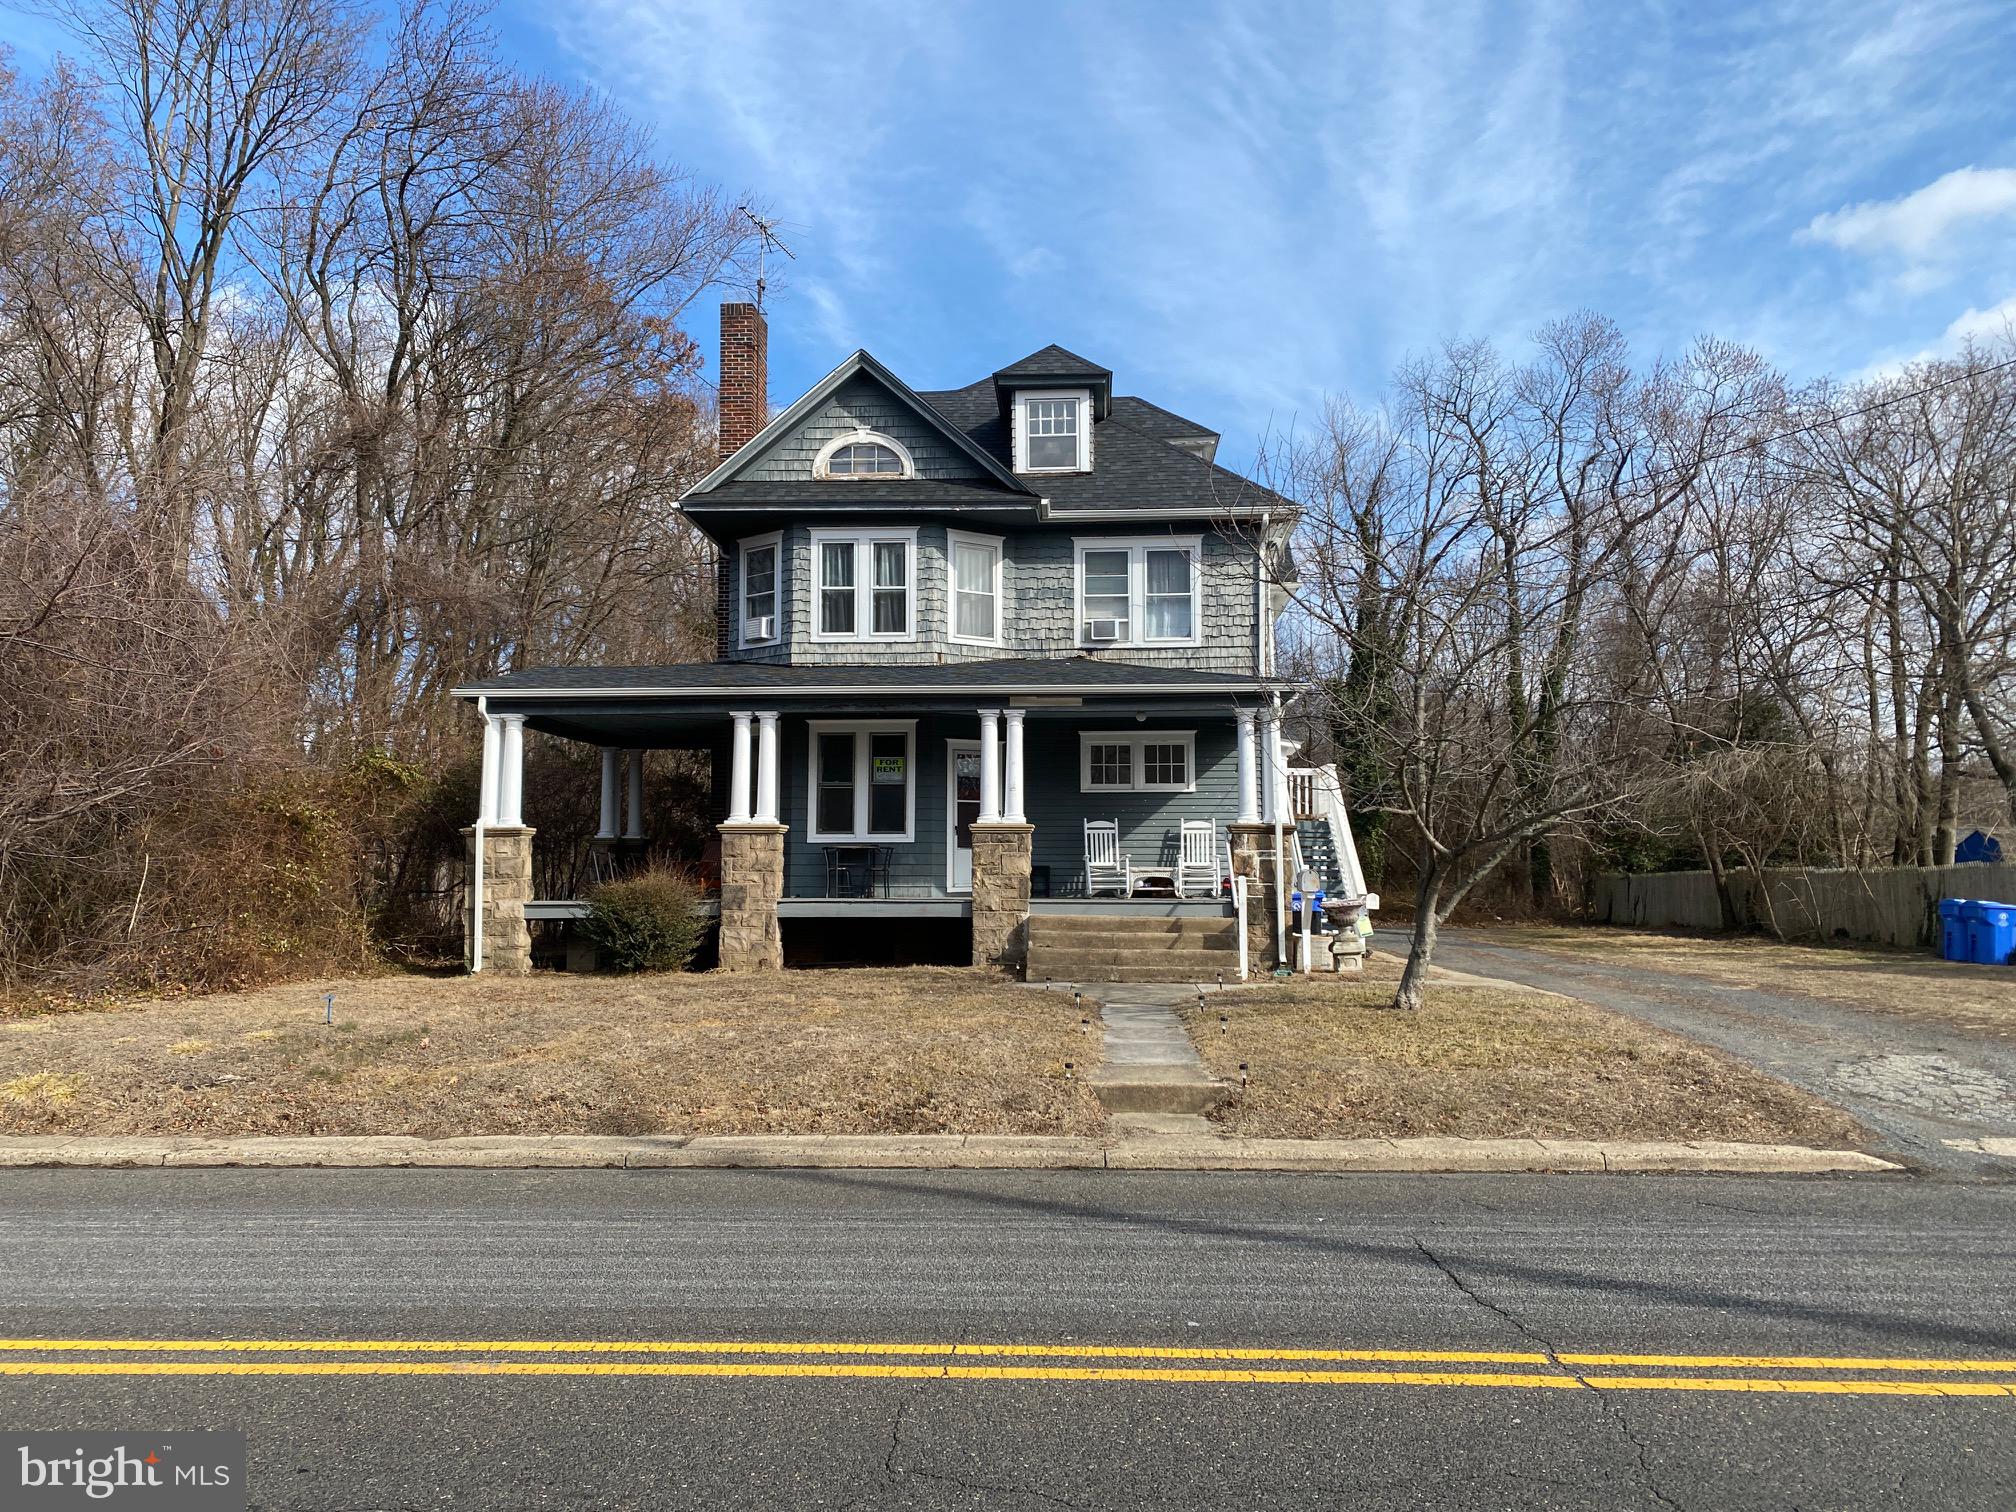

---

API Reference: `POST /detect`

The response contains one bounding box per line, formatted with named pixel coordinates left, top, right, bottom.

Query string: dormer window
left=1014, top=389, right=1091, bottom=472
left=813, top=429, right=914, bottom=479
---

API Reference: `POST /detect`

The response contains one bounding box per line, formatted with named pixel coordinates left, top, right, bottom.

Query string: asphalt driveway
left=1409, top=928, right=2016, bottom=1178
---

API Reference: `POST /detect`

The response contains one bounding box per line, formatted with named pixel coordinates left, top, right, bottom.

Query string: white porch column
left=624, top=749, right=645, bottom=839
left=755, top=712, right=780, bottom=823
left=1259, top=707, right=1280, bottom=824
left=1235, top=709, right=1260, bottom=823
left=727, top=712, right=754, bottom=823
left=1002, top=709, right=1026, bottom=823
left=597, top=747, right=620, bottom=840
left=977, top=708, right=1002, bottom=822
left=478, top=714, right=502, bottom=825
left=496, top=715, right=526, bottom=827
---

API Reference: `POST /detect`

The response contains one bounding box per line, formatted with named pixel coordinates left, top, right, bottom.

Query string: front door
left=947, top=741, right=981, bottom=892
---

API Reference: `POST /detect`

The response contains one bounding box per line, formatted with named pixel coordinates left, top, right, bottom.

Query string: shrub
left=581, top=870, right=705, bottom=974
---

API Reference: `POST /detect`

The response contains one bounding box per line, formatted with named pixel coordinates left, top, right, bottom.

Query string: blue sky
left=517, top=0, right=2016, bottom=471
left=9, top=1, right=2014, bottom=473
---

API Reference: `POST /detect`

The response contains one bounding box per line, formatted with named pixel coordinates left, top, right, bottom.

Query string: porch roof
left=453, top=658, right=1280, bottom=748
left=455, top=657, right=1279, bottom=700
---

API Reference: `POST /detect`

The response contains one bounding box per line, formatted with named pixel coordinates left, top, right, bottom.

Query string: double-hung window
left=739, top=532, right=780, bottom=647
left=808, top=721, right=916, bottom=841
left=1014, top=390, right=1091, bottom=472
left=812, top=528, right=916, bottom=641
left=1079, top=731, right=1196, bottom=793
left=1074, top=537, right=1201, bottom=646
left=948, top=530, right=1004, bottom=646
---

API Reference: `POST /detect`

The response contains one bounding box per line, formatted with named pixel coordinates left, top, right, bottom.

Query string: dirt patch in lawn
left=1479, top=926, right=2016, bottom=1041
left=0, top=969, right=1101, bottom=1138
left=1183, top=976, right=1867, bottom=1146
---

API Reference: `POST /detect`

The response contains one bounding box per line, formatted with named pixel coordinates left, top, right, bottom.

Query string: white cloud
left=1801, top=166, right=2016, bottom=259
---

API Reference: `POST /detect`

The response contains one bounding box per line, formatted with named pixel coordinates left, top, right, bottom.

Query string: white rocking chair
left=1083, top=820, right=1135, bottom=898
left=1175, top=820, right=1218, bottom=899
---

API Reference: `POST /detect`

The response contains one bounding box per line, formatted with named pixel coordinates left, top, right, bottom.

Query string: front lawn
left=0, top=969, right=1101, bottom=1138
left=1182, top=974, right=1867, bottom=1146
left=1481, top=926, right=2016, bottom=1040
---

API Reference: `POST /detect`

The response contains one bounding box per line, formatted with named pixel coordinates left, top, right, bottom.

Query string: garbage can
left=1938, top=898, right=1972, bottom=961
left=1968, top=901, right=2016, bottom=966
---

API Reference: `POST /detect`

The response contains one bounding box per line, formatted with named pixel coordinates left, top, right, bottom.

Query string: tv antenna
left=739, top=206, right=796, bottom=310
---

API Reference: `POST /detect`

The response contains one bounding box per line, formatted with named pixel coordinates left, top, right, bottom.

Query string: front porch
left=456, top=661, right=1313, bottom=975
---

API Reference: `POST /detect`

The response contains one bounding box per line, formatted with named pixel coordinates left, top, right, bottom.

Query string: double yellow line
left=3, top=1339, right=2013, bottom=1398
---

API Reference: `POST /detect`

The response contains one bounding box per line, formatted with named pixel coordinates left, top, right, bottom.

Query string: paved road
left=2, top=1168, right=2013, bottom=1509
left=1418, top=929, right=2016, bottom=1177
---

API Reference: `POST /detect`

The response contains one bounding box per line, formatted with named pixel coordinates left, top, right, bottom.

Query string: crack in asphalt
left=1413, top=1234, right=1685, bottom=1512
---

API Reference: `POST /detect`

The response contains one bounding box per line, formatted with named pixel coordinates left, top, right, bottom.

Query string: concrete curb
left=0, top=1133, right=1900, bottom=1175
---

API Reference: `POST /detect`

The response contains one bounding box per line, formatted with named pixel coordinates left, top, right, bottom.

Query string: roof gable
left=686, top=350, right=1032, bottom=498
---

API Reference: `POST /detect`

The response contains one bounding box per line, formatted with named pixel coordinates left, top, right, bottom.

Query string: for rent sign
left=5, top=1433, right=245, bottom=1510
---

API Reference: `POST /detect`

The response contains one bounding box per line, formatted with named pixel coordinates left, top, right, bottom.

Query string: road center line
left=1, top=1339, right=2012, bottom=1374
left=0, top=1360, right=2012, bottom=1397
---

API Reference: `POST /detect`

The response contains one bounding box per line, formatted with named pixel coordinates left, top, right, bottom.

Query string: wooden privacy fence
left=1592, top=862, right=2016, bottom=950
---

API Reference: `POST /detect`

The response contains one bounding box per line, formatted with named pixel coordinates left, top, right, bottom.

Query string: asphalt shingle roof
left=991, top=344, right=1113, bottom=383
left=916, top=380, right=1289, bottom=516
left=460, top=657, right=1273, bottom=696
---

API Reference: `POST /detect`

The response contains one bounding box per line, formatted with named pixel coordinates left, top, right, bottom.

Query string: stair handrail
left=1311, top=763, right=1372, bottom=905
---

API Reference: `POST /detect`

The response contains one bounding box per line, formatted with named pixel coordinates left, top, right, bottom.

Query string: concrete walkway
left=1087, top=983, right=1225, bottom=1130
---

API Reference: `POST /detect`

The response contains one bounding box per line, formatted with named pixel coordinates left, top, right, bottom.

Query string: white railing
left=1231, top=874, right=1249, bottom=981
left=1285, top=766, right=1322, bottom=819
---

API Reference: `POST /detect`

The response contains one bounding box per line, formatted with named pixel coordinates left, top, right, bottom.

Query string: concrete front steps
left=1026, top=913, right=1239, bottom=985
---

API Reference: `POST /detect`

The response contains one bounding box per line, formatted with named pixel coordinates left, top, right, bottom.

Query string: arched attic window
left=814, top=429, right=915, bottom=479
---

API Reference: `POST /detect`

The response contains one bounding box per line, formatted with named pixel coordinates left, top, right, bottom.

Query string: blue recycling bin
left=1939, top=898, right=1973, bottom=961
left=1968, top=901, right=2016, bottom=966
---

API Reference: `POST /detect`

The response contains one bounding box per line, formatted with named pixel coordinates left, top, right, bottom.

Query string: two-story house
left=456, top=304, right=1365, bottom=980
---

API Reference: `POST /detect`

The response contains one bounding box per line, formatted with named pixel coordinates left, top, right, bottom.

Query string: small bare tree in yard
left=1289, top=324, right=1776, bottom=1009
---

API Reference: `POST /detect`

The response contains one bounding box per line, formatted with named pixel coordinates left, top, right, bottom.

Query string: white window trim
left=807, top=720, right=919, bottom=843
left=809, top=527, right=919, bottom=642
left=1073, top=536, right=1203, bottom=648
left=737, top=531, right=782, bottom=649
left=945, top=528, right=1006, bottom=648
left=1079, top=730, right=1198, bottom=794
left=812, top=428, right=916, bottom=480
left=1013, top=388, right=1092, bottom=473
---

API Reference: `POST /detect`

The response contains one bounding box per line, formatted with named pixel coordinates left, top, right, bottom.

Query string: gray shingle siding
left=742, top=375, right=986, bottom=483
left=724, top=524, right=1262, bottom=673
left=773, top=714, right=1242, bottom=900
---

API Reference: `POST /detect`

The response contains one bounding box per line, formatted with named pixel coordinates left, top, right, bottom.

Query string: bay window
left=808, top=721, right=916, bottom=841
left=811, top=528, right=916, bottom=641
left=948, top=530, right=1004, bottom=645
left=1074, top=537, right=1201, bottom=646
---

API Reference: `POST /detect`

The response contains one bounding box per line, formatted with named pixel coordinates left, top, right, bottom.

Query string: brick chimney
left=718, top=301, right=768, bottom=461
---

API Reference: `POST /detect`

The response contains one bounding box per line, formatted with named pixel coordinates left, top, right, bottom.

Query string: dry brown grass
left=1482, top=926, right=2016, bottom=1040
left=0, top=969, right=1101, bottom=1138
left=1183, top=975, right=1866, bottom=1145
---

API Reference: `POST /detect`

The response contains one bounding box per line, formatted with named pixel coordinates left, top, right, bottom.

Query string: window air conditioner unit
left=748, top=615, right=775, bottom=641
left=1084, top=619, right=1123, bottom=643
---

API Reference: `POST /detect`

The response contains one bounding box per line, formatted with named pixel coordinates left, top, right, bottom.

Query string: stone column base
left=1227, top=821, right=1286, bottom=972
left=463, top=825, right=535, bottom=975
left=718, top=821, right=787, bottom=971
left=971, top=821, right=1035, bottom=970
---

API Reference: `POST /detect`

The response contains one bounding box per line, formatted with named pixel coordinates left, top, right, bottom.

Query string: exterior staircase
left=1025, top=913, right=1240, bottom=985
left=1295, top=817, right=1345, bottom=893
